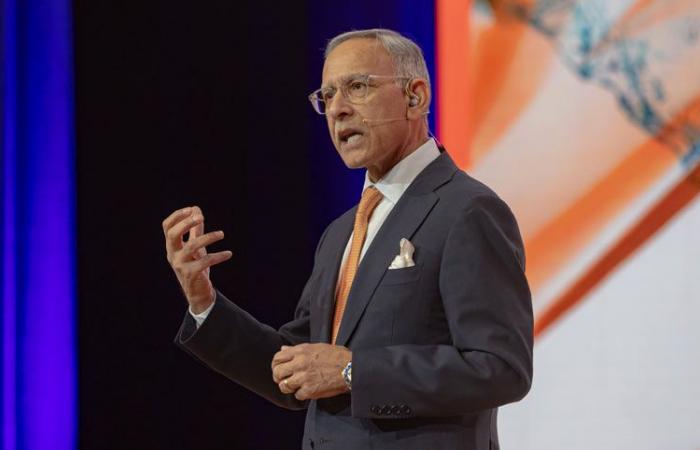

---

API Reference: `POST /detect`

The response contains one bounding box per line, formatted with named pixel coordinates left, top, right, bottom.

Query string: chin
left=339, top=157, right=366, bottom=170
left=337, top=148, right=370, bottom=170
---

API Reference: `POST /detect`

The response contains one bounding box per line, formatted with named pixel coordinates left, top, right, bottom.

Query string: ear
left=405, top=78, right=431, bottom=121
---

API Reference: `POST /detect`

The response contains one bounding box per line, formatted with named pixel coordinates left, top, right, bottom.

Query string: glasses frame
left=308, top=74, right=410, bottom=115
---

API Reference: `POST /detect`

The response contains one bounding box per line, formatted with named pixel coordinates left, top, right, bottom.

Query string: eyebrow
left=322, top=73, right=366, bottom=89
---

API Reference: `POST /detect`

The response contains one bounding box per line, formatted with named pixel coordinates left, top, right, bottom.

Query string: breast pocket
left=356, top=264, right=424, bottom=346
left=380, top=263, right=423, bottom=286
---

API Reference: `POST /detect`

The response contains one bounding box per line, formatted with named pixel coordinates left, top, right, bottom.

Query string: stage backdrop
left=436, top=0, right=700, bottom=448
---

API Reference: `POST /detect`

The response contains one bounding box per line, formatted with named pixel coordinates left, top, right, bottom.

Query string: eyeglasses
left=308, top=74, right=409, bottom=115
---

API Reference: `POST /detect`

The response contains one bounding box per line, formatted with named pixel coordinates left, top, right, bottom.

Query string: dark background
left=73, top=1, right=434, bottom=448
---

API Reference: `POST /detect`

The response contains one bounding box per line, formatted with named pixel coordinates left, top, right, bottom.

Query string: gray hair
left=324, top=29, right=431, bottom=90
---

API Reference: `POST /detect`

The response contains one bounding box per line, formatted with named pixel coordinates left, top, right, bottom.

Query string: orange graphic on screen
left=436, top=0, right=700, bottom=336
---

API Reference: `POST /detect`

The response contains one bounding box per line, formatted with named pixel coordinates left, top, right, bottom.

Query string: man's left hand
left=271, top=343, right=351, bottom=401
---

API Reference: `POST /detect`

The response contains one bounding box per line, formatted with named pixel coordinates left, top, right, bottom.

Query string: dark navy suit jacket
left=176, top=151, right=534, bottom=450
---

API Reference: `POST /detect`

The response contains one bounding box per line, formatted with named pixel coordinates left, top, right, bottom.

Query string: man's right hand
left=162, top=206, right=232, bottom=313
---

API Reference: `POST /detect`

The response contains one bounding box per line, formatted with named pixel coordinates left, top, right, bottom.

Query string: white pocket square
left=388, top=238, right=415, bottom=269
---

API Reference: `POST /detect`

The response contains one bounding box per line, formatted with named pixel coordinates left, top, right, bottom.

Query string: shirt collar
left=362, top=138, right=441, bottom=205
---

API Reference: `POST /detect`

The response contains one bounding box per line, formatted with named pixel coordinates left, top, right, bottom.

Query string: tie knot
left=357, top=186, right=383, bottom=217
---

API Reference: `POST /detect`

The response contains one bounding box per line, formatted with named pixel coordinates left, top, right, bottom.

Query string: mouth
left=337, top=128, right=364, bottom=147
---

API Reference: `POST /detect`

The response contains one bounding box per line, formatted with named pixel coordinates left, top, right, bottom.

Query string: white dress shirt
left=190, top=138, right=441, bottom=328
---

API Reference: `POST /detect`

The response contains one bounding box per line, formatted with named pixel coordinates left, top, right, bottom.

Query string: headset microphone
left=361, top=110, right=429, bottom=125
left=361, top=117, right=406, bottom=125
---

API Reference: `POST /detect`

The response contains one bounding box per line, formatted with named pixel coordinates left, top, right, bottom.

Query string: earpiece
left=405, top=81, right=420, bottom=107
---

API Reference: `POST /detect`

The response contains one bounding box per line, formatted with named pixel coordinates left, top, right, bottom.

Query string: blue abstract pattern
left=502, top=0, right=700, bottom=166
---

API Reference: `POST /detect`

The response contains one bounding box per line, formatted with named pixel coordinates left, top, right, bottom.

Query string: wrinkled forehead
left=321, top=38, right=394, bottom=87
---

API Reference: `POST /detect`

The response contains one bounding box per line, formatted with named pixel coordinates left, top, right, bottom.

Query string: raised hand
left=162, top=206, right=232, bottom=313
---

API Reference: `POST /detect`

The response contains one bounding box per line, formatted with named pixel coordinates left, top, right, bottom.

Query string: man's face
left=321, top=38, right=411, bottom=180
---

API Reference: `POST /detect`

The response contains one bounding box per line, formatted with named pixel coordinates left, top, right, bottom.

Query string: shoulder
left=436, top=169, right=515, bottom=224
left=438, top=170, right=526, bottom=267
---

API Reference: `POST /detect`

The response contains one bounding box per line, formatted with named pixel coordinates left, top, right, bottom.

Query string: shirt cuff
left=189, top=300, right=215, bottom=329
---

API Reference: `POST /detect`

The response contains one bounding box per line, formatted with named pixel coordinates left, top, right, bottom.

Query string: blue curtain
left=1, top=0, right=77, bottom=448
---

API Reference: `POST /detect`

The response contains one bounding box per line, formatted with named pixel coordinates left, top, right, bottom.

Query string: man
left=164, top=29, right=533, bottom=450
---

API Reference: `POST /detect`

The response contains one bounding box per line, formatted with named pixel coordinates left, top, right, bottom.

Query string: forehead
left=322, top=38, right=394, bottom=85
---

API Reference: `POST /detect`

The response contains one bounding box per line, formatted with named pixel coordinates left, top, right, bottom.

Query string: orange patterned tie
left=331, top=186, right=383, bottom=344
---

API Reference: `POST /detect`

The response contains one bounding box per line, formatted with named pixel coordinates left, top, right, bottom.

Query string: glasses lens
left=345, top=79, right=368, bottom=102
left=309, top=93, right=325, bottom=115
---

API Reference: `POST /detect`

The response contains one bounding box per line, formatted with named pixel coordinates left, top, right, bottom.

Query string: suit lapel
left=333, top=152, right=458, bottom=346
left=333, top=192, right=438, bottom=346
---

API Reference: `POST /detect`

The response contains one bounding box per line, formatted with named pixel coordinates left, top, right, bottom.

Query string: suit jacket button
left=391, top=405, right=401, bottom=416
left=401, top=405, right=411, bottom=415
left=381, top=405, right=392, bottom=416
left=371, top=405, right=381, bottom=415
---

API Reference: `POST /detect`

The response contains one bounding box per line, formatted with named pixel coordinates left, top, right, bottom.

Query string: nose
left=326, top=91, right=353, bottom=121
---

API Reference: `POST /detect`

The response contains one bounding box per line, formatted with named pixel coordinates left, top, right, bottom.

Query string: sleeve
left=350, top=194, right=534, bottom=418
left=173, top=225, right=332, bottom=410
left=189, top=301, right=215, bottom=328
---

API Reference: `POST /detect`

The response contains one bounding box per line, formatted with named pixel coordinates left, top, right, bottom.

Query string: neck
left=367, top=126, right=430, bottom=182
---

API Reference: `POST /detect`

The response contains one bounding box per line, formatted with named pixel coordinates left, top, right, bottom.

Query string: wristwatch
left=342, top=361, right=352, bottom=391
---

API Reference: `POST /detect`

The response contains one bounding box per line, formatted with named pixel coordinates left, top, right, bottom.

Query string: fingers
left=272, top=363, right=294, bottom=384
left=277, top=372, right=317, bottom=401
left=182, top=230, right=225, bottom=260
left=190, top=206, right=204, bottom=240
left=162, top=206, right=193, bottom=234
left=272, top=361, right=295, bottom=384
left=184, top=250, right=233, bottom=273
left=278, top=377, right=294, bottom=395
left=272, top=346, right=303, bottom=386
left=273, top=346, right=296, bottom=392
left=294, top=386, right=311, bottom=401
left=163, top=206, right=233, bottom=307
left=271, top=345, right=299, bottom=368
left=165, top=213, right=202, bottom=254
left=278, top=373, right=303, bottom=395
